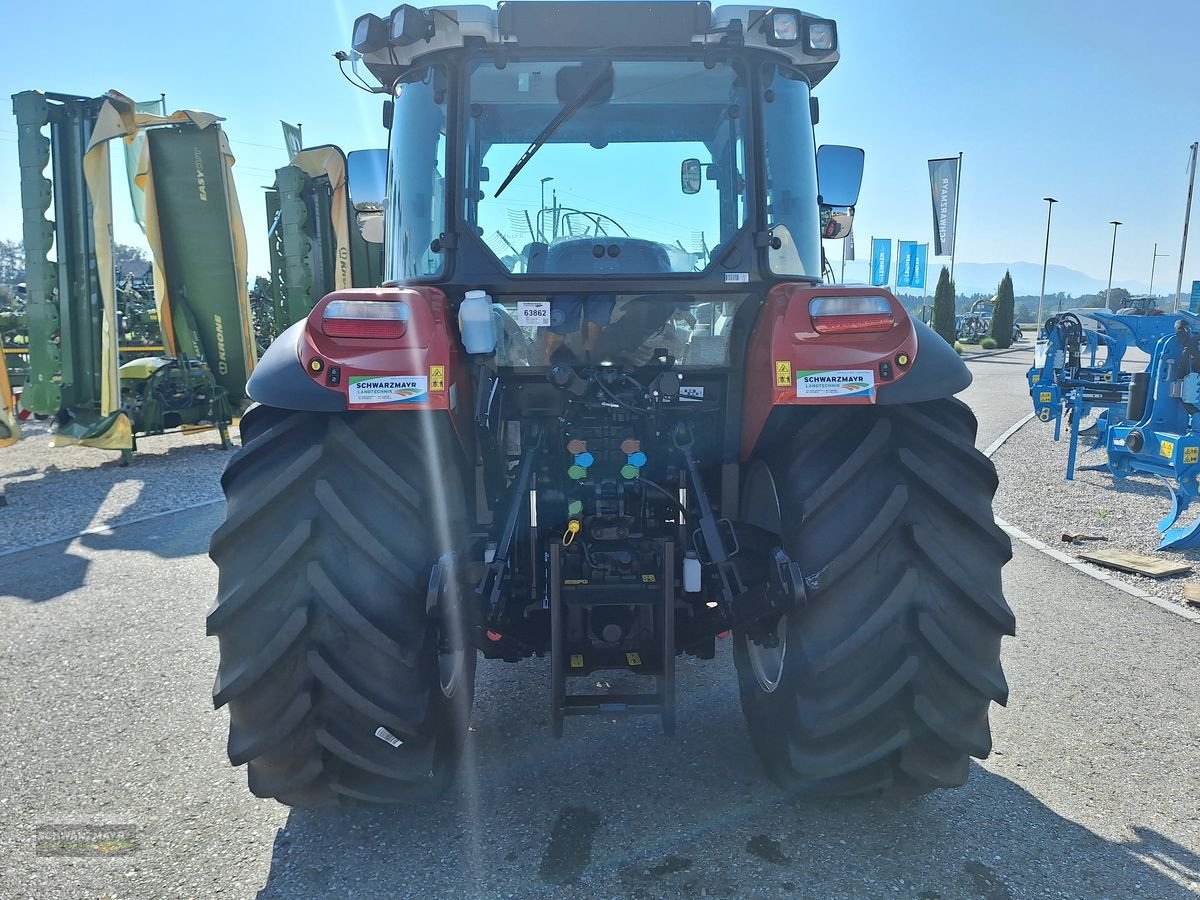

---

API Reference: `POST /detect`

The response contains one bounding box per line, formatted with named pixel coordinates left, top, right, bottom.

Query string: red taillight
left=320, top=299, right=410, bottom=339
left=811, top=313, right=895, bottom=334
left=808, top=295, right=895, bottom=334
left=321, top=318, right=407, bottom=338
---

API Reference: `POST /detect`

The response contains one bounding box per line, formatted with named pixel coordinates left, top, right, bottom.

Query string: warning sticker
left=349, top=375, right=428, bottom=405
left=1185, top=447, right=1199, bottom=465
left=1039, top=391, right=1052, bottom=403
left=775, top=361, right=792, bottom=387
left=430, top=365, right=445, bottom=392
left=1160, top=439, right=1176, bottom=460
left=517, top=301, right=551, bottom=327
left=796, top=369, right=875, bottom=400
left=570, top=654, right=585, bottom=668
left=626, top=652, right=642, bottom=666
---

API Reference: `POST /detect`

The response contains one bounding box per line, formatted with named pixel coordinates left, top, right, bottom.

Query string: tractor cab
left=345, top=2, right=861, bottom=310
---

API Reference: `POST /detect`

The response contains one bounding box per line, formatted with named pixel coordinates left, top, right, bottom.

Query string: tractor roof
left=353, top=2, right=840, bottom=88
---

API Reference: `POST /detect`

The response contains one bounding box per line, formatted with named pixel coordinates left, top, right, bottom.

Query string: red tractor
left=209, top=2, right=1013, bottom=805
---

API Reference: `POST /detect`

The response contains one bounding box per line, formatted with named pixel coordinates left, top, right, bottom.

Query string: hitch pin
left=563, top=520, right=580, bottom=546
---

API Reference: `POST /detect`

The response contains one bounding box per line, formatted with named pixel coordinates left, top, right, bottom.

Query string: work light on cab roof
left=349, top=3, right=842, bottom=87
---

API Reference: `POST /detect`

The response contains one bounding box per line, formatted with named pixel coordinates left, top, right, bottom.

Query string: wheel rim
left=747, top=615, right=787, bottom=693
left=428, top=556, right=468, bottom=700
left=438, top=646, right=465, bottom=698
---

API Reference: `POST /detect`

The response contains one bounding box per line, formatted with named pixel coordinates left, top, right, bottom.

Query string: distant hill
left=839, top=259, right=1151, bottom=298
left=939, top=262, right=1150, bottom=299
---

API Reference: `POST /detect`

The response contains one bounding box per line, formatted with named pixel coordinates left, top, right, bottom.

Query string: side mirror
left=681, top=158, right=702, bottom=195
left=357, top=211, right=385, bottom=244
left=820, top=206, right=854, bottom=240
left=815, top=144, right=864, bottom=208
left=346, top=148, right=387, bottom=212
left=382, top=99, right=394, bottom=131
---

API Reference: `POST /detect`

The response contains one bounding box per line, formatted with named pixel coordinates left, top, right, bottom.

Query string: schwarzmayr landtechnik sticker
left=796, top=369, right=875, bottom=400
left=349, top=375, right=429, bottom=405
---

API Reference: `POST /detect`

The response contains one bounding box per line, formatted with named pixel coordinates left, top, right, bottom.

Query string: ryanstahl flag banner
left=897, top=241, right=918, bottom=288
left=845, top=231, right=855, bottom=261
left=870, top=238, right=891, bottom=286
left=928, top=157, right=959, bottom=256
left=912, top=244, right=928, bottom=290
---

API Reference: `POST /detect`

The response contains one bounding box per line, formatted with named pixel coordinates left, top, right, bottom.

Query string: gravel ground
left=0, top=419, right=237, bottom=553
left=992, top=413, right=1200, bottom=611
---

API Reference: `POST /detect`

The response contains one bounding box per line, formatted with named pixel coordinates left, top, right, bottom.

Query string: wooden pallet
left=1077, top=549, right=1191, bottom=579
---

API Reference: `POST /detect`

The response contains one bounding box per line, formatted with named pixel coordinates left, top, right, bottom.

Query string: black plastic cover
left=876, top=319, right=972, bottom=405
left=246, top=321, right=346, bottom=412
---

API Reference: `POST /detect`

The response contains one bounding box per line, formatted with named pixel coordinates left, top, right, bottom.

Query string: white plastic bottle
left=459, top=289, right=498, bottom=355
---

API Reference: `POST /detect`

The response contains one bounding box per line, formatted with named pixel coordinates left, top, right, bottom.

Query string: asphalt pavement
left=1, top=344, right=1198, bottom=899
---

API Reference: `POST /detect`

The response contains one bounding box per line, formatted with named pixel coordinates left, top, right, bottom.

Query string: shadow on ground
left=254, top=664, right=1197, bottom=900
left=965, top=354, right=1033, bottom=367
left=0, top=499, right=222, bottom=603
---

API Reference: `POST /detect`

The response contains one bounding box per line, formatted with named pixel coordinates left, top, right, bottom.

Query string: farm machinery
left=11, top=90, right=255, bottom=457
left=264, top=145, right=386, bottom=338
left=1026, top=308, right=1200, bottom=549
left=0, top=330, right=17, bottom=448
left=1028, top=309, right=1176, bottom=479
left=1104, top=312, right=1200, bottom=549
left=208, top=1, right=1014, bottom=806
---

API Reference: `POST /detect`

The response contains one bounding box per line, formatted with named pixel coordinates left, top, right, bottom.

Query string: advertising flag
left=282, top=121, right=303, bottom=159
left=870, top=238, right=891, bottom=286
left=928, top=157, right=959, bottom=256
left=897, top=241, right=918, bottom=288
left=913, top=244, right=928, bottom=290
left=845, top=231, right=855, bottom=262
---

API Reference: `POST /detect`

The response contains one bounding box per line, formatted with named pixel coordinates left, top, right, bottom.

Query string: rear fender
left=249, top=286, right=474, bottom=451
left=248, top=322, right=345, bottom=412
left=741, top=284, right=970, bottom=459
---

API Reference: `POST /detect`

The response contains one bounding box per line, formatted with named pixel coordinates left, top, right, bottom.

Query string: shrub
left=954, top=341, right=965, bottom=355
left=989, top=271, right=1015, bottom=349
left=981, top=337, right=997, bottom=350
left=932, top=267, right=956, bottom=345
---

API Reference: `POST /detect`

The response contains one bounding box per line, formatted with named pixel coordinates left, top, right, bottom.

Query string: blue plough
left=1104, top=312, right=1200, bottom=550
left=1026, top=311, right=1175, bottom=480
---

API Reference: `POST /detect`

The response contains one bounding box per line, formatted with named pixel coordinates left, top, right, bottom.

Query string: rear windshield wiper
left=494, top=62, right=613, bottom=199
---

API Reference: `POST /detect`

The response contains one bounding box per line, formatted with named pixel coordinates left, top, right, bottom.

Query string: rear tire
left=734, top=398, right=1014, bottom=798
left=208, top=405, right=475, bottom=806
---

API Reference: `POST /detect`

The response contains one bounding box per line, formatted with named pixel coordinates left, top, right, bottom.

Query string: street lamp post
left=1150, top=242, right=1169, bottom=298
left=1105, top=220, right=1122, bottom=310
left=539, top=176, right=554, bottom=241
left=1036, top=197, right=1057, bottom=330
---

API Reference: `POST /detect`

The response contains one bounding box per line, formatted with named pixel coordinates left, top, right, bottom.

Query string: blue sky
left=1, top=0, right=1197, bottom=296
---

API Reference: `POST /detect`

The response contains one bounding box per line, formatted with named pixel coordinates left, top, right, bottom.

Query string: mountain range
left=842, top=259, right=1155, bottom=298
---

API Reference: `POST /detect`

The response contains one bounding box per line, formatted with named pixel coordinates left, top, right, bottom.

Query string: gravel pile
left=992, top=415, right=1200, bottom=611
left=0, top=419, right=236, bottom=553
